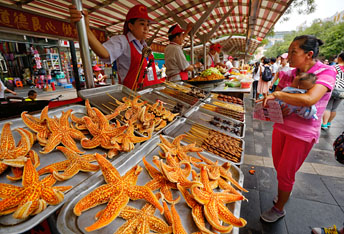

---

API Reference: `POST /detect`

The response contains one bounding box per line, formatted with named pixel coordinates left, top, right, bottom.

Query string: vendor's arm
left=69, top=5, right=110, bottom=59
left=184, top=62, right=202, bottom=72
left=268, top=84, right=328, bottom=107
left=6, top=88, right=17, bottom=95
left=182, top=23, right=193, bottom=41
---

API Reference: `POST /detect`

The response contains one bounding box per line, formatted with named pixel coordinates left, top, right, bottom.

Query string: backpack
left=262, top=65, right=273, bottom=82
left=333, top=131, right=344, bottom=164
left=332, top=65, right=344, bottom=99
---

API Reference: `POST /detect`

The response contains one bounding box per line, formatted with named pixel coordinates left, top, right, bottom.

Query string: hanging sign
left=0, top=5, right=106, bottom=42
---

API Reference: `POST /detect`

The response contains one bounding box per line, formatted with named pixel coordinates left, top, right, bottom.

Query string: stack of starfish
left=72, top=134, right=248, bottom=234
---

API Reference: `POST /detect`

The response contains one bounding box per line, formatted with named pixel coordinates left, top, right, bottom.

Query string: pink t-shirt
left=274, top=61, right=336, bottom=143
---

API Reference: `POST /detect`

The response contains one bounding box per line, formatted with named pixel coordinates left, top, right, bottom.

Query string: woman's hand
left=256, top=93, right=276, bottom=107
left=69, top=5, right=90, bottom=28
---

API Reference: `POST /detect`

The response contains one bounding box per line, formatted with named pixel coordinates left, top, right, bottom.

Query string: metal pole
left=190, top=34, right=194, bottom=78
left=203, top=41, right=207, bottom=70
left=69, top=40, right=81, bottom=91
left=72, top=0, right=94, bottom=88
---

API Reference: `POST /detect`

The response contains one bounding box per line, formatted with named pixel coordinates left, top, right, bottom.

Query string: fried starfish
left=159, top=135, right=202, bottom=163
left=38, top=146, right=102, bottom=181
left=0, top=159, right=72, bottom=218
left=177, top=184, right=215, bottom=234
left=0, top=123, right=32, bottom=175
left=40, top=109, right=85, bottom=154
left=112, top=123, right=150, bottom=152
left=143, top=156, right=180, bottom=204
left=73, top=154, right=164, bottom=232
left=158, top=153, right=202, bottom=188
left=163, top=201, right=187, bottom=234
left=114, top=193, right=172, bottom=234
left=191, top=167, right=246, bottom=232
left=197, top=153, right=248, bottom=193
left=21, top=106, right=50, bottom=145
left=81, top=108, right=128, bottom=150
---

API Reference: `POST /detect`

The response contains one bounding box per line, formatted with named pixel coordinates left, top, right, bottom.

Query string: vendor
left=206, top=43, right=226, bottom=68
left=165, top=24, right=202, bottom=81
left=225, top=56, right=239, bottom=72
left=69, top=4, right=160, bottom=89
left=93, top=65, right=107, bottom=84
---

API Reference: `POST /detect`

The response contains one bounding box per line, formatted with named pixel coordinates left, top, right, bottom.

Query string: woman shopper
left=257, top=57, right=271, bottom=98
left=259, top=35, right=336, bottom=223
left=321, top=52, right=344, bottom=129
left=69, top=4, right=160, bottom=89
left=252, top=61, right=261, bottom=100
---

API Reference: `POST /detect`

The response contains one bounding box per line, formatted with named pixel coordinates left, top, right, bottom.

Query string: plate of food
left=186, top=67, right=225, bottom=84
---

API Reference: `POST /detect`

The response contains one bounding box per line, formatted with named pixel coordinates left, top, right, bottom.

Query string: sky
left=274, top=0, right=344, bottom=32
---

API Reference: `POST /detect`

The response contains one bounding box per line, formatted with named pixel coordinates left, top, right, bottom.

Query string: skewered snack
left=212, top=101, right=244, bottom=113
left=160, top=87, right=199, bottom=105
left=202, top=104, right=244, bottom=122
left=164, top=82, right=208, bottom=99
left=212, top=93, right=244, bottom=105
left=183, top=124, right=243, bottom=163
left=209, top=116, right=242, bottom=137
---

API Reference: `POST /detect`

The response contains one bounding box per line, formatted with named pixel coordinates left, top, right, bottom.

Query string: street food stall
left=0, top=0, right=294, bottom=233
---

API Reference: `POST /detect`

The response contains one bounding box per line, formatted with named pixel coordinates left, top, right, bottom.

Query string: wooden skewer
left=102, top=103, right=114, bottom=112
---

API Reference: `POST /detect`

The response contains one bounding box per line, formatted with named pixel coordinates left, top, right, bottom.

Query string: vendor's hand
left=194, top=62, right=202, bottom=68
left=69, top=5, right=89, bottom=27
left=12, top=91, right=17, bottom=95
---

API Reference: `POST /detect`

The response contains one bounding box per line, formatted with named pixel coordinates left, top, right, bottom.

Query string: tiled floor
left=240, top=97, right=344, bottom=234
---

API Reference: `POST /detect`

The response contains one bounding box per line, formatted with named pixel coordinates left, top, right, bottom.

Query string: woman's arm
left=6, top=88, right=17, bottom=95
left=268, top=83, right=328, bottom=107
left=69, top=6, right=110, bottom=59
left=269, top=72, right=279, bottom=88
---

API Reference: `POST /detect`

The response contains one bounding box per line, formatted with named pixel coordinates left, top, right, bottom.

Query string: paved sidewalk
left=240, top=96, right=344, bottom=234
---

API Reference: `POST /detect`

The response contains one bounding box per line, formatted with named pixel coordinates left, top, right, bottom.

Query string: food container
left=240, top=79, right=253, bottom=89
left=57, top=135, right=244, bottom=234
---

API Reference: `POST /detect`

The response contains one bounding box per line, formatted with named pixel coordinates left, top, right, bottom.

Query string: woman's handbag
left=332, top=65, right=344, bottom=99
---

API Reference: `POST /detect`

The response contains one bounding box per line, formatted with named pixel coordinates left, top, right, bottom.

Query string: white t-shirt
left=206, top=53, right=220, bottom=67
left=271, top=63, right=279, bottom=75
left=101, top=32, right=146, bottom=82
left=165, top=43, right=190, bottom=81
left=226, top=60, right=233, bottom=70
left=252, top=66, right=261, bottom=81
left=0, top=80, right=7, bottom=98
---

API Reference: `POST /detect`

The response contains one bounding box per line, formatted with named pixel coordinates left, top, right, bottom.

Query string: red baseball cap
left=126, top=5, right=155, bottom=22
left=168, top=24, right=185, bottom=36
left=92, top=65, right=101, bottom=71
left=228, top=56, right=233, bottom=60
left=210, top=43, right=222, bottom=52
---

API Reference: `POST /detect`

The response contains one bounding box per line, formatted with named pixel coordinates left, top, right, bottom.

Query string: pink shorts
left=271, top=128, right=315, bottom=192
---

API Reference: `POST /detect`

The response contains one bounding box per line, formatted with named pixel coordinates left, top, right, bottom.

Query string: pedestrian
left=257, top=57, right=271, bottom=98
left=269, top=53, right=290, bottom=92
left=69, top=4, right=161, bottom=89
left=164, top=24, right=202, bottom=81
left=269, top=57, right=279, bottom=92
left=321, top=52, right=344, bottom=129
left=258, top=35, right=336, bottom=223
left=0, top=79, right=17, bottom=100
left=252, top=61, right=260, bottom=100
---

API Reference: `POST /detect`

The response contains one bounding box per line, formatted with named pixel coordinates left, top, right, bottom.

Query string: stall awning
left=1, top=0, right=293, bottom=55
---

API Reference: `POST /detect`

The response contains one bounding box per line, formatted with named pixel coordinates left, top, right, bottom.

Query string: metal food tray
left=0, top=105, right=120, bottom=234
left=78, top=84, right=137, bottom=115
left=163, top=118, right=245, bottom=165
left=208, top=94, right=244, bottom=107
left=204, top=98, right=245, bottom=113
left=138, top=88, right=192, bottom=116
left=154, top=86, right=201, bottom=109
left=199, top=102, right=245, bottom=123
left=184, top=105, right=246, bottom=138
left=56, top=135, right=244, bottom=234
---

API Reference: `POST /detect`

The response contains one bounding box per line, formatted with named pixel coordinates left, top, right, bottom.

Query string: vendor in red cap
left=69, top=4, right=160, bottom=89
left=164, top=24, right=202, bottom=81
left=206, top=43, right=226, bottom=68
left=92, top=65, right=107, bottom=84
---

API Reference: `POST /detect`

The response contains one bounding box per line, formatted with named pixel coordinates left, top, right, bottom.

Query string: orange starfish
left=112, top=123, right=150, bottom=152
left=81, top=108, right=128, bottom=151
left=21, top=106, right=50, bottom=145
left=38, top=146, right=102, bottom=181
left=191, top=167, right=246, bottom=232
left=0, top=159, right=72, bottom=218
left=73, top=154, right=164, bottom=232
left=163, top=201, right=187, bottom=234
left=158, top=153, right=202, bottom=188
left=114, top=193, right=172, bottom=234
left=196, top=153, right=248, bottom=193
left=0, top=123, right=32, bottom=175
left=40, top=109, right=85, bottom=154
left=158, top=135, right=202, bottom=163
left=177, top=184, right=215, bottom=234
left=143, top=156, right=180, bottom=204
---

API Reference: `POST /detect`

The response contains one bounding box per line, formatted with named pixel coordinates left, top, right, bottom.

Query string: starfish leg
left=41, top=187, right=65, bottom=205
left=128, top=186, right=164, bottom=214
left=218, top=202, right=247, bottom=227
left=0, top=183, right=22, bottom=198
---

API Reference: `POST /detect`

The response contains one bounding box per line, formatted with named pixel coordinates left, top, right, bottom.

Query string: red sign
left=0, top=5, right=106, bottom=43
left=151, top=43, right=166, bottom=53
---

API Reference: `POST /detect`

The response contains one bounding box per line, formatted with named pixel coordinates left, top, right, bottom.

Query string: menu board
left=253, top=100, right=284, bottom=124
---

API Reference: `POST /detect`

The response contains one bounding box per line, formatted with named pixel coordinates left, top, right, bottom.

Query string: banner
left=151, top=43, right=166, bottom=53
left=0, top=5, right=106, bottom=43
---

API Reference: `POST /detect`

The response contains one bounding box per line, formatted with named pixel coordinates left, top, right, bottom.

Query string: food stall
left=0, top=0, right=294, bottom=233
